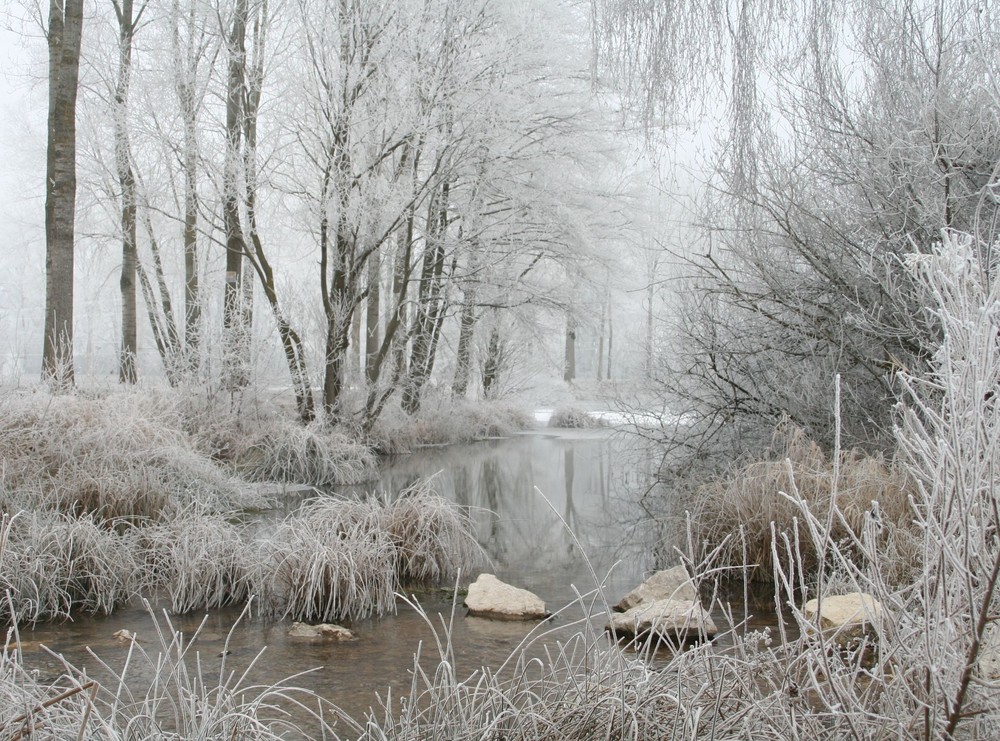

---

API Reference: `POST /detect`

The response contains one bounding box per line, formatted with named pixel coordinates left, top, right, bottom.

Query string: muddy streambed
left=12, top=428, right=752, bottom=728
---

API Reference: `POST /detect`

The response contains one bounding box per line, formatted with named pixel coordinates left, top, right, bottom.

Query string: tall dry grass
left=139, top=509, right=255, bottom=614
left=368, top=399, right=533, bottom=454
left=262, top=498, right=397, bottom=623
left=379, top=479, right=486, bottom=584
left=694, top=422, right=920, bottom=583
left=233, top=419, right=377, bottom=487
left=0, top=389, right=252, bottom=522
left=0, top=511, right=142, bottom=623
left=0, top=604, right=340, bottom=739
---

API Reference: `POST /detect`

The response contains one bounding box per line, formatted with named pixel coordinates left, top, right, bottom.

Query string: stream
left=15, top=426, right=671, bottom=729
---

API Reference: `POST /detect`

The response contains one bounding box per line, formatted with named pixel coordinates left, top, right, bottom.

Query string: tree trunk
left=42, top=0, right=84, bottom=387
left=115, top=0, right=138, bottom=384
left=606, top=305, right=613, bottom=380
left=240, top=0, right=313, bottom=422
left=365, top=249, right=381, bottom=386
left=350, top=303, right=362, bottom=381
left=596, top=300, right=606, bottom=381
left=138, top=205, right=182, bottom=381
left=173, top=0, right=203, bottom=372
left=563, top=311, right=576, bottom=383
left=482, top=325, right=502, bottom=398
left=402, top=181, right=450, bottom=415
left=362, top=198, right=418, bottom=430
left=645, top=279, right=653, bottom=377
left=222, top=0, right=250, bottom=391
left=451, top=282, right=477, bottom=398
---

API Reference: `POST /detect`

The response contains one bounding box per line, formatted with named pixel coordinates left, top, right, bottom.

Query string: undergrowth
left=694, top=422, right=921, bottom=583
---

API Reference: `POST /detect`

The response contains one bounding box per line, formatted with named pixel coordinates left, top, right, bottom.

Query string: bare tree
left=597, top=0, right=1000, bottom=449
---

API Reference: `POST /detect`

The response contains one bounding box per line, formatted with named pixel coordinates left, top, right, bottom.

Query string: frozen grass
left=233, top=418, right=378, bottom=487
left=547, top=406, right=606, bottom=429
left=368, top=399, right=533, bottom=454
left=139, top=509, right=255, bottom=614
left=0, top=511, right=142, bottom=624
left=0, top=388, right=255, bottom=521
left=379, top=479, right=486, bottom=585
left=262, top=497, right=397, bottom=623
left=0, top=604, right=339, bottom=739
left=693, top=422, right=920, bottom=583
left=260, top=482, right=485, bottom=622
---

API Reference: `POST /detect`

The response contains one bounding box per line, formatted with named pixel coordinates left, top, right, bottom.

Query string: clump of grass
left=262, top=498, right=397, bottom=623
left=0, top=511, right=141, bottom=623
left=234, top=419, right=377, bottom=487
left=0, top=389, right=247, bottom=522
left=547, top=406, right=605, bottom=429
left=139, top=509, right=255, bottom=614
left=368, top=399, right=533, bottom=453
left=380, top=479, right=486, bottom=584
left=693, top=422, right=919, bottom=582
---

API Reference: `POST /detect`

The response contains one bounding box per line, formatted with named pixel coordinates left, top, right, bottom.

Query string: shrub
left=547, top=406, right=605, bottom=429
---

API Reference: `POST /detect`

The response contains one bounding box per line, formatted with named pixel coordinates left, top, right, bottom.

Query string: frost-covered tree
left=597, top=0, right=1000, bottom=450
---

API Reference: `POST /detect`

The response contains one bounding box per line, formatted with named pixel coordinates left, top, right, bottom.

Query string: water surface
left=18, top=428, right=664, bottom=727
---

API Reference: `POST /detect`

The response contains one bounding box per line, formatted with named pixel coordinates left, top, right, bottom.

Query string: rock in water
left=802, top=592, right=883, bottom=646
left=464, top=573, right=548, bottom=620
left=614, top=566, right=698, bottom=612
left=288, top=622, right=357, bottom=640
left=606, top=598, right=718, bottom=641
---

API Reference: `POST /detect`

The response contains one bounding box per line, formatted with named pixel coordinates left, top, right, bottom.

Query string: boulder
left=802, top=592, right=883, bottom=646
left=464, top=574, right=548, bottom=621
left=288, top=622, right=356, bottom=640
left=615, top=566, right=698, bottom=612
left=606, top=598, right=717, bottom=641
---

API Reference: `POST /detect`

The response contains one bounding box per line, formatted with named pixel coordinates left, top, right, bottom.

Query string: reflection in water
left=17, top=428, right=662, bottom=727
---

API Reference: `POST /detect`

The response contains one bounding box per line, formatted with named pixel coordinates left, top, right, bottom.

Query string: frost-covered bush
left=547, top=406, right=605, bottom=429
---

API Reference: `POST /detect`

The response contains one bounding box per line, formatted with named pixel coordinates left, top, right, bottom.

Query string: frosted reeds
left=0, top=511, right=141, bottom=624
left=379, top=479, right=486, bottom=584
left=262, top=498, right=397, bottom=623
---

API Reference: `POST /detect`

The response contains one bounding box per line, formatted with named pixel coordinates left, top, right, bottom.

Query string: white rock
left=615, top=566, right=698, bottom=612
left=113, top=629, right=137, bottom=643
left=802, top=592, right=883, bottom=645
left=606, top=598, right=717, bottom=640
left=464, top=574, right=548, bottom=621
left=288, top=622, right=356, bottom=640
